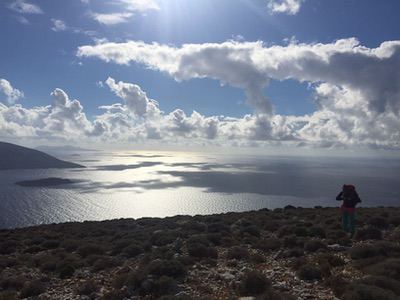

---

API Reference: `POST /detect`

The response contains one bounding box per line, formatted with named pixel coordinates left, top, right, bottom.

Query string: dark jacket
left=336, top=191, right=361, bottom=208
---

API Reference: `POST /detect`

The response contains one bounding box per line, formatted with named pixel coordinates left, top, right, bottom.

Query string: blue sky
left=1, top=0, right=400, bottom=149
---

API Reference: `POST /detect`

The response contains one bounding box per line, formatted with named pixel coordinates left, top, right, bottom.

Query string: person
left=336, top=184, right=361, bottom=238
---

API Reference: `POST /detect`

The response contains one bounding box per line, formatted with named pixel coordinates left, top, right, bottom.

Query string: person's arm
left=355, top=191, right=361, bottom=203
left=336, top=192, right=343, bottom=200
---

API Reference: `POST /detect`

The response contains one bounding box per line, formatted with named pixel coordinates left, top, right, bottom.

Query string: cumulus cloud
left=0, top=87, right=99, bottom=140
left=77, top=38, right=400, bottom=118
left=77, top=41, right=273, bottom=114
left=0, top=79, right=24, bottom=104
left=75, top=38, right=400, bottom=148
left=0, top=75, right=399, bottom=149
left=267, top=0, right=304, bottom=15
left=105, top=77, right=161, bottom=118
left=51, top=19, right=67, bottom=32
left=8, top=0, right=43, bottom=14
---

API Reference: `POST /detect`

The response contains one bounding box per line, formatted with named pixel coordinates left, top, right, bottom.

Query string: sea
left=1, top=150, right=399, bottom=229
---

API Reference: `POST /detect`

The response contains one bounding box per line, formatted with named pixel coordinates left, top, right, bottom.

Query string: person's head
left=343, top=184, right=356, bottom=196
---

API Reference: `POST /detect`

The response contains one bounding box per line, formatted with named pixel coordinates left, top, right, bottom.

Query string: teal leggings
left=342, top=211, right=356, bottom=235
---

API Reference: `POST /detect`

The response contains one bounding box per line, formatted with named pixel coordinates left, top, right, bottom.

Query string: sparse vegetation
left=1, top=207, right=400, bottom=299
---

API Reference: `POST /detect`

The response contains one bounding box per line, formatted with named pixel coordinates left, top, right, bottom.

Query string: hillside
left=0, top=207, right=399, bottom=299
left=0, top=142, right=84, bottom=170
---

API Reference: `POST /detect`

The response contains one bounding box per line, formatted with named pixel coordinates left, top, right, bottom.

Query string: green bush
left=368, top=217, right=389, bottom=229
left=304, top=240, right=326, bottom=252
left=61, top=239, right=80, bottom=252
left=0, top=241, right=18, bottom=255
left=324, top=275, right=349, bottom=297
left=76, top=279, right=99, bottom=295
left=341, top=283, right=398, bottom=300
left=256, top=238, right=281, bottom=251
left=239, top=270, right=271, bottom=296
left=241, top=225, right=261, bottom=237
left=366, top=259, right=400, bottom=280
left=153, top=276, right=178, bottom=296
left=151, top=230, right=179, bottom=246
left=315, top=253, right=345, bottom=267
left=277, top=226, right=296, bottom=238
left=92, top=256, right=121, bottom=271
left=388, top=216, right=400, bottom=227
left=58, top=264, right=75, bottom=279
left=282, top=248, right=304, bottom=258
left=23, top=245, right=43, bottom=254
left=355, top=226, right=382, bottom=241
left=187, top=243, right=217, bottom=259
left=41, top=239, right=60, bottom=249
left=78, top=243, right=105, bottom=257
left=0, top=291, right=18, bottom=300
left=360, top=276, right=400, bottom=296
left=122, top=245, right=144, bottom=258
left=350, top=244, right=382, bottom=260
left=0, top=256, right=17, bottom=268
left=147, top=259, right=186, bottom=279
left=283, top=235, right=303, bottom=248
left=0, top=275, right=26, bottom=290
left=251, top=253, right=266, bottom=264
left=297, top=264, right=322, bottom=281
left=101, top=289, right=129, bottom=300
left=308, top=227, right=326, bottom=238
left=227, top=246, right=250, bottom=260
left=20, top=280, right=46, bottom=298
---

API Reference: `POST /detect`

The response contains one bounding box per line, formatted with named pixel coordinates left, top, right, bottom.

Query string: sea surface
left=1, top=150, right=400, bottom=229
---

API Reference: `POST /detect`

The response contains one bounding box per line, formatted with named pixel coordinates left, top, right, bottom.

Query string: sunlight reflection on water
left=0, top=150, right=399, bottom=228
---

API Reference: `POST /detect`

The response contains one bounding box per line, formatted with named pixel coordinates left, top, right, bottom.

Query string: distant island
left=0, top=141, right=84, bottom=170
left=15, top=177, right=75, bottom=187
left=36, top=145, right=98, bottom=153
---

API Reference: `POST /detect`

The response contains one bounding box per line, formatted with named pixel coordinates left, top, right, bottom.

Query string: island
left=15, top=177, right=75, bottom=187
left=0, top=141, right=84, bottom=170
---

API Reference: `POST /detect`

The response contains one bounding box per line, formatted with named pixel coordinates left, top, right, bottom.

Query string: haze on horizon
left=1, top=0, right=400, bottom=154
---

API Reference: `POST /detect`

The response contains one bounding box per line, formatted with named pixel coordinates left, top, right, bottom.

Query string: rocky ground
left=1, top=206, right=400, bottom=300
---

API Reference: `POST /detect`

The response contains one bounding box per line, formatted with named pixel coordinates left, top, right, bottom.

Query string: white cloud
left=0, top=76, right=399, bottom=149
left=8, top=0, right=43, bottom=14
left=51, top=19, right=67, bottom=32
left=90, top=12, right=133, bottom=25
left=16, top=16, right=30, bottom=24
left=74, top=38, right=400, bottom=148
left=77, top=38, right=400, bottom=118
left=118, top=0, right=160, bottom=12
left=89, top=0, right=159, bottom=25
left=105, top=77, right=161, bottom=118
left=0, top=79, right=24, bottom=104
left=267, top=0, right=304, bottom=15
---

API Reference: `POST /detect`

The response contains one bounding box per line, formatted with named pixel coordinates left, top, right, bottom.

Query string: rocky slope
left=1, top=207, right=400, bottom=299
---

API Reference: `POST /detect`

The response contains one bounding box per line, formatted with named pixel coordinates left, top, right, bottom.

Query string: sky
left=0, top=0, right=400, bottom=151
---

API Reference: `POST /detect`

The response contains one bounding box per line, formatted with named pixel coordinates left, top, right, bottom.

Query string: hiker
left=336, top=184, right=361, bottom=237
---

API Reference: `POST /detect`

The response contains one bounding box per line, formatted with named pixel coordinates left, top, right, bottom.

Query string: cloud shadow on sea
left=76, top=169, right=339, bottom=198
left=95, top=161, right=163, bottom=171
left=19, top=159, right=399, bottom=201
